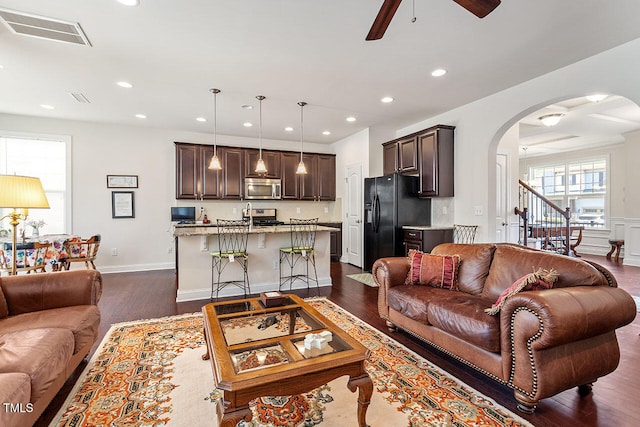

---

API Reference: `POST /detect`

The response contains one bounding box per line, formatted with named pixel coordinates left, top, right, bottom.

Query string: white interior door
left=496, top=154, right=509, bottom=242
left=346, top=163, right=363, bottom=267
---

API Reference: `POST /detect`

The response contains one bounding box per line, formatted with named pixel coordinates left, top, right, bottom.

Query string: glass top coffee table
left=202, top=294, right=372, bottom=427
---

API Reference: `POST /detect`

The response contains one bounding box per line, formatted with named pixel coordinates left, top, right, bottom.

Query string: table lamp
left=0, top=174, right=50, bottom=275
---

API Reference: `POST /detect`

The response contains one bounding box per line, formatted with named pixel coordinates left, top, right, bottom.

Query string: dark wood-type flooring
left=37, top=254, right=640, bottom=427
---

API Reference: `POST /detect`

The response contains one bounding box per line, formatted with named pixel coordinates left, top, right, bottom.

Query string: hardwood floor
left=37, top=254, right=639, bottom=426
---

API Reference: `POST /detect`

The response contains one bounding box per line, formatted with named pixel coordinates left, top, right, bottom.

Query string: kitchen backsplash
left=175, top=199, right=343, bottom=223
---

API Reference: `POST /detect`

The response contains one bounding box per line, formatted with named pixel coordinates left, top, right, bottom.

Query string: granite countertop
left=402, top=225, right=455, bottom=230
left=173, top=223, right=339, bottom=237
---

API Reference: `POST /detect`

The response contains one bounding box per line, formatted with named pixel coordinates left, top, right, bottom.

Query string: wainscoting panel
left=624, top=219, right=640, bottom=267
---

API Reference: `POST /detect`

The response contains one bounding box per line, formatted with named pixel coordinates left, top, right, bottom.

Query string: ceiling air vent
left=0, top=8, right=91, bottom=46
left=69, top=92, right=91, bottom=103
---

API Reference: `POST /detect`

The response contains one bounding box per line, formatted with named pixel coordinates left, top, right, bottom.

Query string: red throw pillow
left=485, top=268, right=559, bottom=315
left=406, top=250, right=460, bottom=290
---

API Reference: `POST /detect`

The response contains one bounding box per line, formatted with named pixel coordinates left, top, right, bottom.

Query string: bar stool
left=279, top=218, right=319, bottom=291
left=453, top=224, right=478, bottom=244
left=211, top=219, right=250, bottom=300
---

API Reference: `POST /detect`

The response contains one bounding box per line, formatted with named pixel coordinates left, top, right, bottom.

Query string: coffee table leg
left=347, top=373, right=373, bottom=427
left=221, top=405, right=252, bottom=427
left=202, top=327, right=210, bottom=360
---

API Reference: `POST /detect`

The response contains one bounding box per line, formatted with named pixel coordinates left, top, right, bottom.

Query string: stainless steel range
left=242, top=208, right=284, bottom=226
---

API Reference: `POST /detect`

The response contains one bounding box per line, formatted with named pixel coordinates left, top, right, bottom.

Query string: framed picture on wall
left=107, top=175, right=138, bottom=188
left=112, top=191, right=135, bottom=218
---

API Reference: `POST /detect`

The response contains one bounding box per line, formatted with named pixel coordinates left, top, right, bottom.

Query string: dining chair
left=59, top=234, right=101, bottom=270
left=279, top=218, right=319, bottom=291
left=211, top=219, right=250, bottom=300
left=0, top=241, right=49, bottom=274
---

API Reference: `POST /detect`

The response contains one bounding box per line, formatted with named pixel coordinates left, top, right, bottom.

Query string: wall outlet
left=110, top=248, right=118, bottom=256
left=324, top=207, right=329, bottom=213
left=442, top=206, right=448, bottom=215
left=273, top=259, right=279, bottom=270
left=232, top=207, right=237, bottom=214
left=296, top=207, right=301, bottom=214
left=167, top=247, right=173, bottom=254
left=474, top=205, right=483, bottom=216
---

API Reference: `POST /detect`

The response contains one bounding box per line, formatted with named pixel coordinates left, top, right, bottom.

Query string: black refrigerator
left=364, top=173, right=431, bottom=271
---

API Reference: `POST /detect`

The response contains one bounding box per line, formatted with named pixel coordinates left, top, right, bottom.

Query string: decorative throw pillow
left=406, top=250, right=460, bottom=290
left=485, top=268, right=559, bottom=315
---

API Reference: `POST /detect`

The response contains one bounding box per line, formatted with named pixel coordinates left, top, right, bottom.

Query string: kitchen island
left=172, top=223, right=338, bottom=302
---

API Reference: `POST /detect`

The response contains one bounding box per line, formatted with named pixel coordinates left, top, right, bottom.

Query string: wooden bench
left=606, top=239, right=624, bottom=263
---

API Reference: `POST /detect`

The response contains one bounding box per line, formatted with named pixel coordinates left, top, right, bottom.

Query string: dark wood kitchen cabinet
left=418, top=125, right=454, bottom=197
left=319, top=222, right=342, bottom=261
left=403, top=227, right=454, bottom=256
left=244, top=149, right=281, bottom=179
left=220, top=146, right=244, bottom=199
left=382, top=135, right=418, bottom=175
left=283, top=153, right=336, bottom=201
left=175, top=143, right=242, bottom=200
left=175, top=143, right=221, bottom=199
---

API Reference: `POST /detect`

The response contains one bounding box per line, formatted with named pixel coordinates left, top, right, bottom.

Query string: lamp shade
left=0, top=174, right=50, bottom=209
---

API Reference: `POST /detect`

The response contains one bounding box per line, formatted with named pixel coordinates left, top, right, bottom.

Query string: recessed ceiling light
left=243, top=122, right=253, bottom=127
left=431, top=68, right=447, bottom=77
left=40, top=104, right=55, bottom=110
left=381, top=97, right=394, bottom=103
left=322, top=131, right=331, bottom=135
left=117, top=81, right=133, bottom=88
left=196, top=117, right=206, bottom=122
left=586, top=94, right=608, bottom=103
left=285, top=126, right=294, bottom=132
left=117, top=0, right=140, bottom=6
left=346, top=116, right=356, bottom=122
left=241, top=104, right=253, bottom=110
left=135, top=114, right=147, bottom=119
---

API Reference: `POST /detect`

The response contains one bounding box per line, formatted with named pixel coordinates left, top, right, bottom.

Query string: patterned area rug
left=50, top=298, right=532, bottom=427
left=346, top=273, right=377, bottom=287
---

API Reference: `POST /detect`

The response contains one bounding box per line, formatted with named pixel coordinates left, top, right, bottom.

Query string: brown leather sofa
left=373, top=243, right=636, bottom=413
left=0, top=270, right=102, bottom=427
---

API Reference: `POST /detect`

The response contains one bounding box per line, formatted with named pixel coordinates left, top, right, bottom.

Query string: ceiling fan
left=366, top=0, right=501, bottom=40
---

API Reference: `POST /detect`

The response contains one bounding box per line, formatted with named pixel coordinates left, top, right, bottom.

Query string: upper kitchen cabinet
left=382, top=142, right=398, bottom=175
left=418, top=125, right=455, bottom=198
left=244, top=149, right=281, bottom=179
left=282, top=153, right=336, bottom=201
left=175, top=142, right=243, bottom=200
left=220, top=146, right=244, bottom=199
left=175, top=143, right=221, bottom=200
left=382, top=135, right=418, bottom=175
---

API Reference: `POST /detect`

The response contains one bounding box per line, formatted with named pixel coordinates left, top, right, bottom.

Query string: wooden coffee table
left=202, top=294, right=372, bottom=427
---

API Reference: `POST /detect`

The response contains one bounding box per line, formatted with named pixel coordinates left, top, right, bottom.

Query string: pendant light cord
left=211, top=88, right=220, bottom=156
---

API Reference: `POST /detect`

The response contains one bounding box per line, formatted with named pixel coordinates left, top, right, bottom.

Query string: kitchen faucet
left=246, top=202, right=252, bottom=231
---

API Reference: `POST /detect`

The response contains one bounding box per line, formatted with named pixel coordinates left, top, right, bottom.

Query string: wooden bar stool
left=606, top=239, right=624, bottom=263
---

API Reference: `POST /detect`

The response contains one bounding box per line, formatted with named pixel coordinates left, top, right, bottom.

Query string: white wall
left=0, top=114, right=334, bottom=272
left=392, top=37, right=640, bottom=265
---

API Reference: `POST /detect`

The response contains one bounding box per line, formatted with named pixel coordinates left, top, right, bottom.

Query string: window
left=0, top=135, right=70, bottom=235
left=529, top=158, right=607, bottom=228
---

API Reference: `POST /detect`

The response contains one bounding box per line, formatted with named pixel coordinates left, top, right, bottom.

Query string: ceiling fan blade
left=366, top=0, right=403, bottom=41
left=452, top=0, right=501, bottom=18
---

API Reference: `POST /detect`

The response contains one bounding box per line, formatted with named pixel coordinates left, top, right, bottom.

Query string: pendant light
left=255, top=95, right=267, bottom=173
left=296, top=101, right=308, bottom=174
left=208, top=88, right=222, bottom=170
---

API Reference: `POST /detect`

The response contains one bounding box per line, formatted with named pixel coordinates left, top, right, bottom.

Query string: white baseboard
left=176, top=277, right=332, bottom=302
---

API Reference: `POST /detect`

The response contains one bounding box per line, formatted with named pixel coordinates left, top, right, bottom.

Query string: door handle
left=356, top=219, right=361, bottom=223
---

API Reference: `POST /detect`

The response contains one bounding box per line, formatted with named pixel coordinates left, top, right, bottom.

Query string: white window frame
left=527, top=153, right=610, bottom=229
left=0, top=130, right=73, bottom=234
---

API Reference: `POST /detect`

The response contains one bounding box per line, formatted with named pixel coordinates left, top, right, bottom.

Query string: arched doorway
left=494, top=94, right=640, bottom=255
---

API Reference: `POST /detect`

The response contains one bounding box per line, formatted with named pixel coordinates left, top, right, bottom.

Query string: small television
left=171, top=206, right=196, bottom=223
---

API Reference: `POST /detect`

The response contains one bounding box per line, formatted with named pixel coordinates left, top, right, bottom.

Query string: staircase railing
left=514, top=179, right=575, bottom=256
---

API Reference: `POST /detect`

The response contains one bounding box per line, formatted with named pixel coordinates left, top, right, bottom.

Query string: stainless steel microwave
left=244, top=178, right=282, bottom=200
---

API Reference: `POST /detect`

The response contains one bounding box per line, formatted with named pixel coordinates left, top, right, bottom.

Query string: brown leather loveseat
left=0, top=270, right=102, bottom=427
left=373, top=243, right=636, bottom=413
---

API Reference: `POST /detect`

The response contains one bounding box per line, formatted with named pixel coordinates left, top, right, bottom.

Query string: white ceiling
left=2, top=0, right=640, bottom=148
